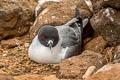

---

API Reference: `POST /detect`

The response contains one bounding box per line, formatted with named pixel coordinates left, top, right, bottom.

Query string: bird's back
left=55, top=9, right=88, bottom=58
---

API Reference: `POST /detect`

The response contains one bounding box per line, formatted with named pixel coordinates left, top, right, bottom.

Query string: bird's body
left=28, top=24, right=78, bottom=64
left=28, top=9, right=88, bottom=64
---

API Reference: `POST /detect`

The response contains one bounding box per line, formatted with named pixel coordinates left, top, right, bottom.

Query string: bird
left=28, top=9, right=88, bottom=64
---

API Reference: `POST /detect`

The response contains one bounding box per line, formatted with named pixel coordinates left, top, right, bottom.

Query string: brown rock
left=0, top=74, right=14, bottom=80
left=0, top=0, right=37, bottom=40
left=14, top=74, right=42, bottom=80
left=90, top=8, right=120, bottom=46
left=30, top=0, right=92, bottom=39
left=84, top=36, right=107, bottom=53
left=85, top=64, right=120, bottom=80
left=1, top=38, right=23, bottom=49
left=113, top=45, right=120, bottom=63
left=58, top=50, right=104, bottom=79
left=91, top=0, right=120, bottom=12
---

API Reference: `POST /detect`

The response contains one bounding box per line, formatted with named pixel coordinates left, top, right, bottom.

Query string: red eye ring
left=41, top=35, right=46, bottom=40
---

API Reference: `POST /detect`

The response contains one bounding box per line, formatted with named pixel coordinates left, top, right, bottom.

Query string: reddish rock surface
left=58, top=50, right=104, bottom=79
left=84, top=36, right=107, bottom=53
left=0, top=0, right=37, bottom=40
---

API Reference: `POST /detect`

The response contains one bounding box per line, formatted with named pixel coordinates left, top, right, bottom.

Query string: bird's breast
left=28, top=35, right=63, bottom=64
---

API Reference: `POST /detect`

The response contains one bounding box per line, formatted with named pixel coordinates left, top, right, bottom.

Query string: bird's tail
left=65, top=8, right=89, bottom=50
left=75, top=8, right=88, bottom=29
left=65, top=8, right=88, bottom=34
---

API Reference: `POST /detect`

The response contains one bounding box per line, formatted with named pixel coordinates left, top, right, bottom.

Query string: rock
left=91, top=0, right=120, bottom=12
left=0, top=0, right=37, bottom=40
left=90, top=8, right=120, bottom=46
left=113, top=45, right=120, bottom=63
left=30, top=0, right=92, bottom=39
left=82, top=66, right=96, bottom=79
left=0, top=74, right=14, bottom=80
left=14, top=74, right=42, bottom=80
left=1, top=38, right=23, bottom=49
left=2, top=54, right=8, bottom=57
left=85, top=64, right=120, bottom=80
left=84, top=36, right=107, bottom=53
left=58, top=50, right=104, bottom=79
left=24, top=43, right=30, bottom=48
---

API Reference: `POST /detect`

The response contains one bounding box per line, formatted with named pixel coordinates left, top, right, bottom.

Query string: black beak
left=47, top=40, right=53, bottom=54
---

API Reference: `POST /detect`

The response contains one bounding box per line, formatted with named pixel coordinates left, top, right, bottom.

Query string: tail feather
left=65, top=8, right=89, bottom=44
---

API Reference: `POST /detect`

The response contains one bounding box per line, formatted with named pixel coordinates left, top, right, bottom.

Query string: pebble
left=24, top=43, right=30, bottom=48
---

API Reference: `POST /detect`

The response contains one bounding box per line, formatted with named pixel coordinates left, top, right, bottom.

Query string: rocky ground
left=0, top=0, right=120, bottom=80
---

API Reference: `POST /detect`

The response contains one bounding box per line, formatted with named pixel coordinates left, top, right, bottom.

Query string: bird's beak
left=47, top=40, right=53, bottom=54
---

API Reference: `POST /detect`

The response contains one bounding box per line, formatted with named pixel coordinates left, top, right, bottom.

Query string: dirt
left=0, top=34, right=59, bottom=77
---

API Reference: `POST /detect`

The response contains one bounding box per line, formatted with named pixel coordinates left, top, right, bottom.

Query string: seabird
left=28, top=9, right=88, bottom=64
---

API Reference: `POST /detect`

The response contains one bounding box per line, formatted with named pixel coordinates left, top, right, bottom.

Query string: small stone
left=85, top=64, right=120, bottom=80
left=2, top=54, right=7, bottom=57
left=82, top=66, right=96, bottom=79
left=51, top=16, right=56, bottom=19
left=24, top=43, right=30, bottom=48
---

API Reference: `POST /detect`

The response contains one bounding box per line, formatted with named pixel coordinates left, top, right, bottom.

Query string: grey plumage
left=56, top=17, right=88, bottom=58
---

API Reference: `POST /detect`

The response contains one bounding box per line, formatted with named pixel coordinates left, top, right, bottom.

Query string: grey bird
left=28, top=9, right=88, bottom=64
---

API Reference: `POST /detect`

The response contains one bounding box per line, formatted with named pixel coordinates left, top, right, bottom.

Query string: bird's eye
left=41, top=35, right=46, bottom=40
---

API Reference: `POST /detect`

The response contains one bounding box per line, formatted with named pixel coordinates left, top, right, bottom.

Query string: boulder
left=84, top=36, right=107, bottom=53
left=58, top=50, right=105, bottom=79
left=90, top=8, right=120, bottom=46
left=0, top=0, right=37, bottom=40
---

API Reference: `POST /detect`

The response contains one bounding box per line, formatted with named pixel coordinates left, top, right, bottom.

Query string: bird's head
left=38, top=26, right=59, bottom=53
